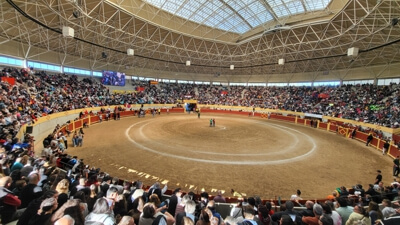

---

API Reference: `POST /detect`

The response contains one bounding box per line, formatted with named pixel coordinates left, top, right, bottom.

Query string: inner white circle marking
left=125, top=117, right=317, bottom=165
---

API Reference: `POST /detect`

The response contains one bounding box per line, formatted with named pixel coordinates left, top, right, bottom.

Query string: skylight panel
left=163, top=1, right=180, bottom=13
left=205, top=11, right=225, bottom=27
left=225, top=0, right=246, bottom=12
left=304, top=0, right=330, bottom=11
left=143, top=0, right=332, bottom=34
left=232, top=22, right=251, bottom=33
left=286, top=1, right=305, bottom=15
left=272, top=5, right=290, bottom=17
left=146, top=0, right=165, bottom=8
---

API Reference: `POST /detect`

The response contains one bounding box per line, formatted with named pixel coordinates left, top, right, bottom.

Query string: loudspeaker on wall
left=26, top=126, right=33, bottom=134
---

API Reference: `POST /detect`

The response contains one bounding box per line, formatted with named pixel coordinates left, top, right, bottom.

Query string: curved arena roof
left=0, top=0, right=399, bottom=81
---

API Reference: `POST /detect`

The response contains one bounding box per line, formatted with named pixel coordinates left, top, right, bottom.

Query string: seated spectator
left=213, top=190, right=226, bottom=203
left=280, top=214, right=295, bottom=225
left=28, top=197, right=58, bottom=225
left=367, top=201, right=382, bottom=225
left=345, top=204, right=370, bottom=225
left=271, top=201, right=302, bottom=225
left=335, top=197, right=353, bottom=225
left=302, top=203, right=323, bottom=225
left=300, top=201, right=315, bottom=217
left=55, top=179, right=70, bottom=208
left=376, top=208, right=400, bottom=225
left=319, top=214, right=334, bottom=225
left=0, top=176, right=22, bottom=223
left=119, top=215, right=135, bottom=225
left=381, top=199, right=396, bottom=218
left=85, top=198, right=116, bottom=225
left=17, top=190, right=58, bottom=225
left=19, top=172, right=43, bottom=208
left=51, top=199, right=85, bottom=225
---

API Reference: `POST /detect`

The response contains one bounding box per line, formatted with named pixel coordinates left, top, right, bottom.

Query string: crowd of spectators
left=1, top=147, right=400, bottom=225
left=2, top=67, right=400, bottom=224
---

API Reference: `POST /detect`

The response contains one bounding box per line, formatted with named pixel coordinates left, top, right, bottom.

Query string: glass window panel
left=93, top=72, right=102, bottom=77
left=248, top=83, right=266, bottom=86
left=268, top=83, right=287, bottom=86
left=0, top=56, right=23, bottom=66
left=313, top=81, right=340, bottom=86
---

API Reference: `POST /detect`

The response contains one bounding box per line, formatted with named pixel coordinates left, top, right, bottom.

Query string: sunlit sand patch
left=161, top=180, right=169, bottom=185
left=127, top=169, right=137, bottom=173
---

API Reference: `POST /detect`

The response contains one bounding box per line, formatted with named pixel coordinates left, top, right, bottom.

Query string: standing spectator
left=394, top=156, right=400, bottom=177
left=167, top=188, right=183, bottom=217
left=59, top=132, right=68, bottom=149
left=375, top=170, right=382, bottom=185
left=366, top=133, right=373, bottom=146
left=383, top=140, right=390, bottom=155
left=147, top=182, right=168, bottom=201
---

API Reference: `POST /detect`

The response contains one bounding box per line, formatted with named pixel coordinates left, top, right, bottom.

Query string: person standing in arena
left=366, top=133, right=373, bottom=146
left=393, top=156, right=400, bottom=177
left=383, top=140, right=390, bottom=155
left=375, top=170, right=382, bottom=185
left=212, top=118, right=215, bottom=127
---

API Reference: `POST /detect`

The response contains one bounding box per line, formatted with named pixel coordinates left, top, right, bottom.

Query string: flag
left=1, top=77, right=15, bottom=85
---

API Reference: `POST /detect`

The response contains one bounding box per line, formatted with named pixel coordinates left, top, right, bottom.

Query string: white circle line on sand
left=191, top=117, right=300, bottom=156
left=132, top=116, right=299, bottom=156
left=125, top=117, right=317, bottom=165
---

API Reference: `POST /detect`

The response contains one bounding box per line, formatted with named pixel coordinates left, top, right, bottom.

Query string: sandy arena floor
left=66, top=113, right=394, bottom=200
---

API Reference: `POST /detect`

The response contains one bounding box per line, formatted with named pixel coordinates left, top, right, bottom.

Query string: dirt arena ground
left=66, top=113, right=395, bottom=200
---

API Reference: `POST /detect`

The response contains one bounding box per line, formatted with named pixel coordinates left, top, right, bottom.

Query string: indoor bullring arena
left=1, top=0, right=400, bottom=225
